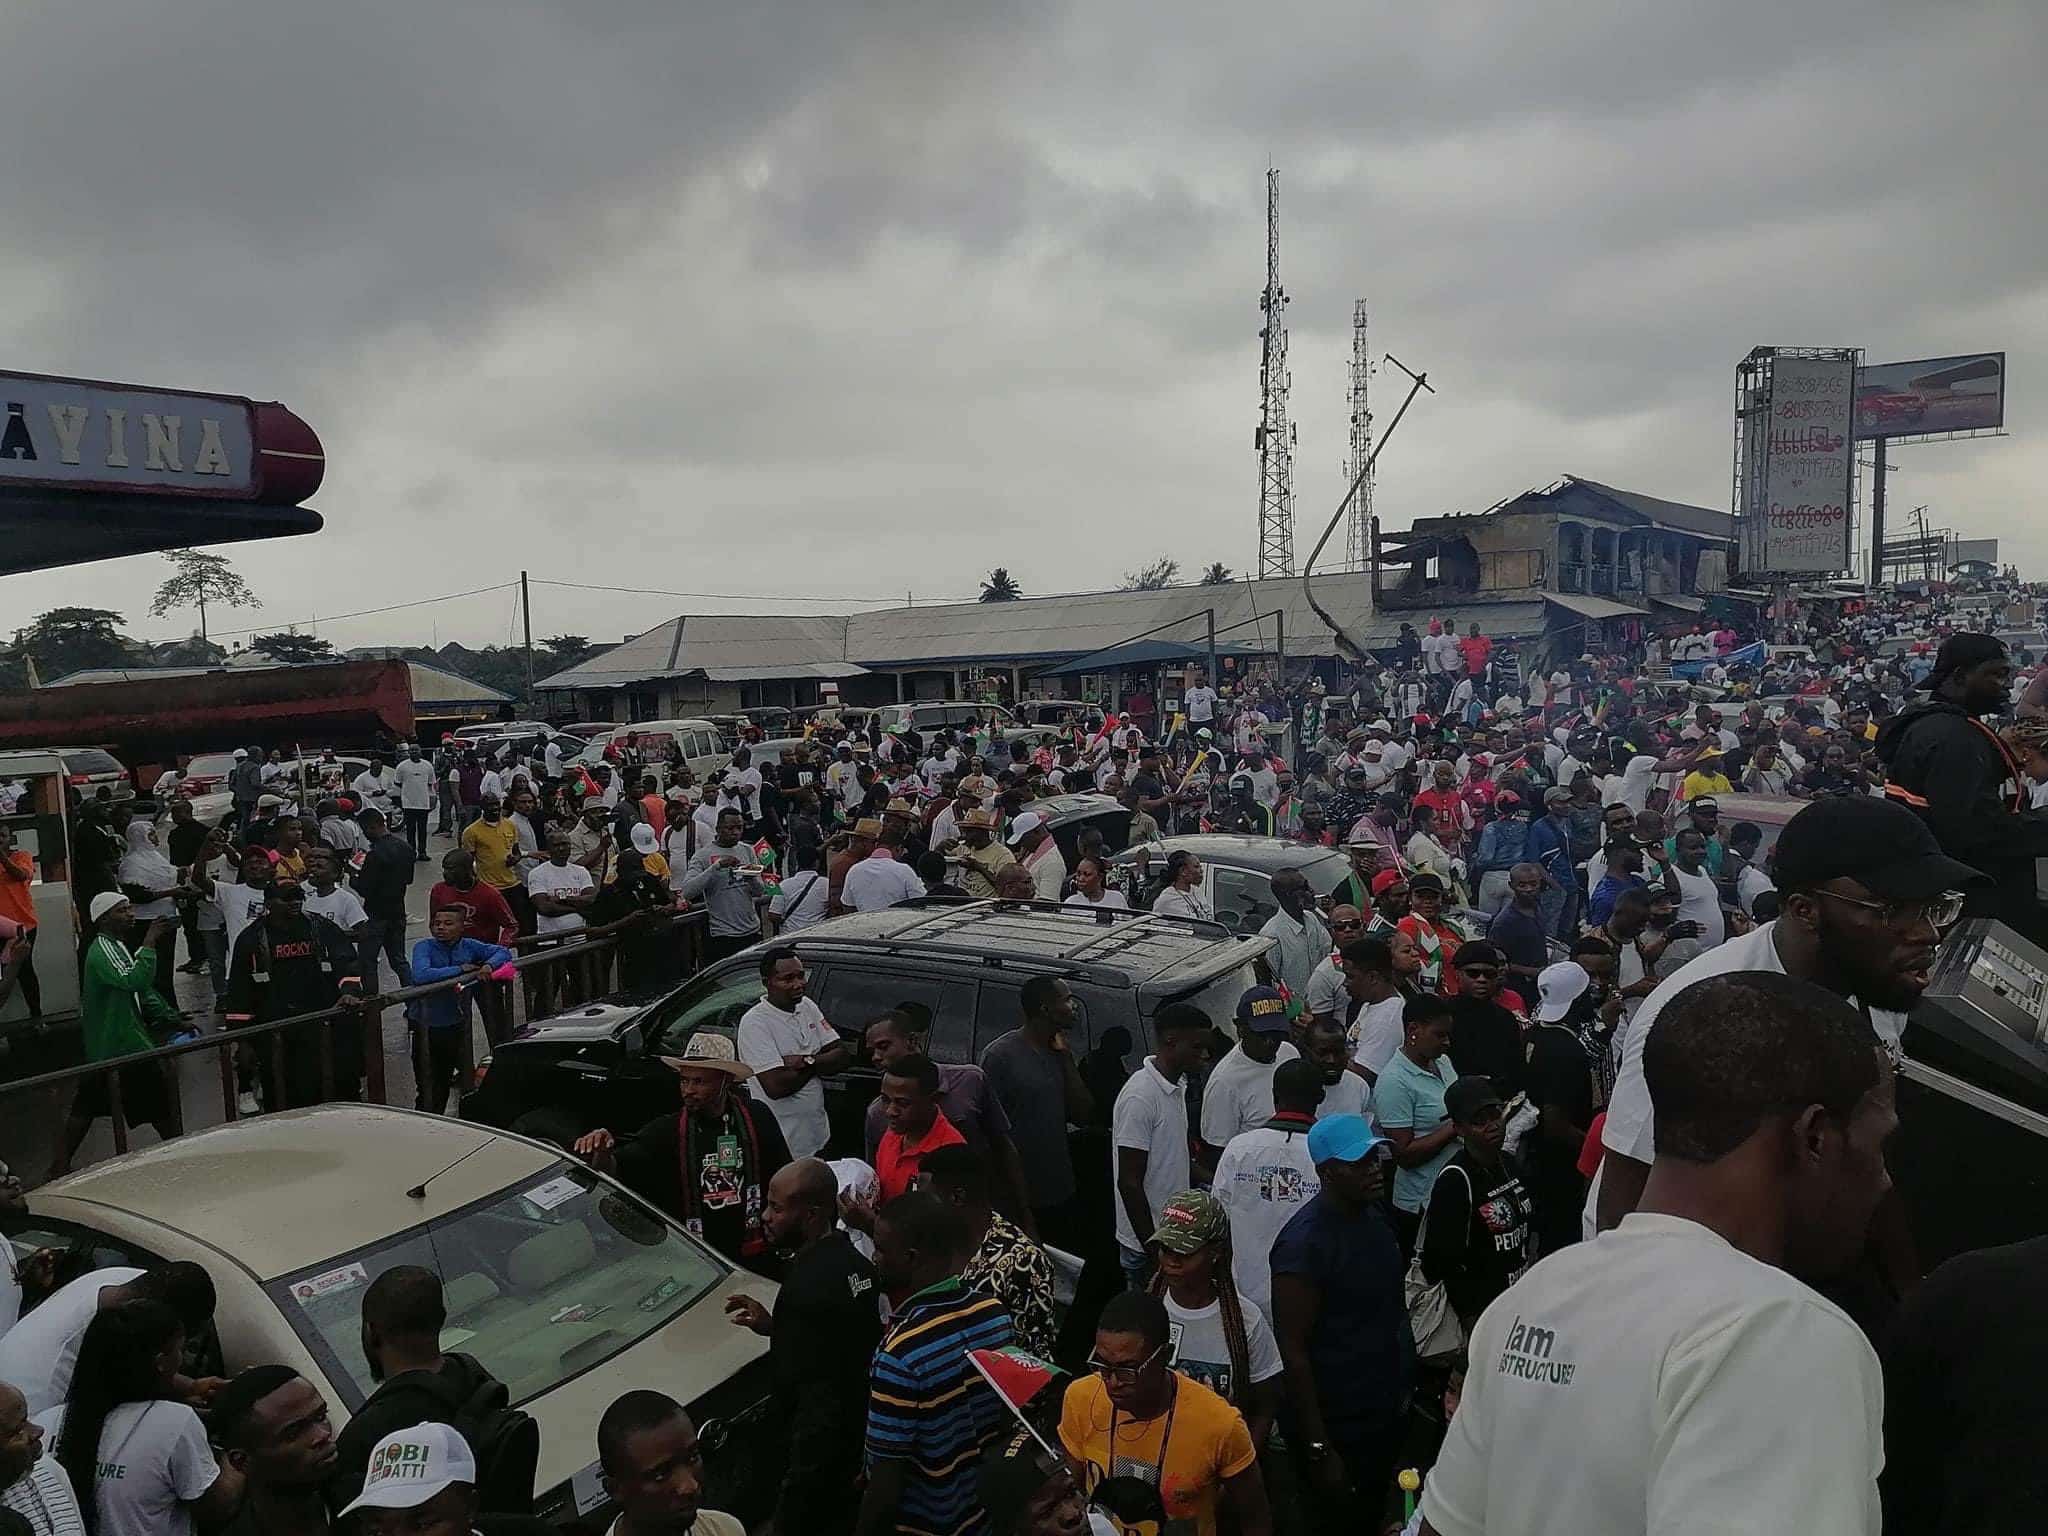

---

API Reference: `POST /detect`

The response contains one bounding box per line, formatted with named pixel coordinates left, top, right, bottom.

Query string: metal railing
left=2, top=908, right=718, bottom=1169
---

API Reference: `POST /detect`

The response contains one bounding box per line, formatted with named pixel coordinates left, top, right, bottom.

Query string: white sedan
left=17, top=1106, right=778, bottom=1523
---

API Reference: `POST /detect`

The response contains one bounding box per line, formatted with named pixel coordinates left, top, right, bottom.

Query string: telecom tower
left=1255, top=169, right=1297, bottom=578
left=1343, top=299, right=1373, bottom=571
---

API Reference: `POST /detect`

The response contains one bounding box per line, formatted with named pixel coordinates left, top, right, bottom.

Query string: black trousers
left=403, top=808, right=430, bottom=858
left=414, top=1024, right=462, bottom=1113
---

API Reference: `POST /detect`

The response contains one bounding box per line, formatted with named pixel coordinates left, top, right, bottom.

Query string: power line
left=208, top=581, right=519, bottom=640
left=530, top=578, right=959, bottom=605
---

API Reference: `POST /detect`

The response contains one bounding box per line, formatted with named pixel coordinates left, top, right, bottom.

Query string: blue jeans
left=1119, top=1245, right=1153, bottom=1292
left=201, top=929, right=228, bottom=1009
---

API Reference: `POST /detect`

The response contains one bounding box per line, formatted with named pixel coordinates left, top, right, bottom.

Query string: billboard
left=1853, top=352, right=2005, bottom=440
left=1758, top=354, right=1856, bottom=574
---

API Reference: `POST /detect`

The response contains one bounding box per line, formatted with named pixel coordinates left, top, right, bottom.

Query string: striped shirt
left=865, top=1277, right=1015, bottom=1536
left=1, top=1457, right=87, bottom=1536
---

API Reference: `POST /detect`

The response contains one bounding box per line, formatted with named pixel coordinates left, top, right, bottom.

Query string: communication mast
left=1255, top=169, right=1297, bottom=578
left=1343, top=300, right=1373, bottom=571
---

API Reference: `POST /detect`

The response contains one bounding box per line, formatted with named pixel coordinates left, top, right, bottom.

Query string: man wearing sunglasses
left=1057, top=1290, right=1271, bottom=1536
left=1592, top=796, right=1983, bottom=1252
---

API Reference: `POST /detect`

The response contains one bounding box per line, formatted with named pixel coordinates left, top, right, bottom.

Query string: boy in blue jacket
left=409, top=904, right=514, bottom=1112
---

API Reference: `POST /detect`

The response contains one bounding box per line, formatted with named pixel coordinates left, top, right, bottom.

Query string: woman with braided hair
left=1148, top=1189, right=1284, bottom=1453
left=2004, top=716, right=2048, bottom=808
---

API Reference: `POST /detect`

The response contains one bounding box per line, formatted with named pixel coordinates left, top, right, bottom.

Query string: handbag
left=1405, top=1164, right=1470, bottom=1360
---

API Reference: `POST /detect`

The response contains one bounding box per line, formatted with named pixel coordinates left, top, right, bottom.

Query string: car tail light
left=66, top=774, right=91, bottom=787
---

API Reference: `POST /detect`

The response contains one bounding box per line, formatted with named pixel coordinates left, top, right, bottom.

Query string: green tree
left=148, top=548, right=259, bottom=641
left=250, top=631, right=336, bottom=664
left=1200, top=562, right=1233, bottom=585
left=540, top=634, right=595, bottom=668
left=1120, top=557, right=1180, bottom=591
left=15, top=608, right=134, bottom=681
left=979, top=567, right=1023, bottom=603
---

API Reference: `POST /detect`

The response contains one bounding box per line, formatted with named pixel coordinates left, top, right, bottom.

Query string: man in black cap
left=1876, top=631, right=2048, bottom=944
left=1592, top=796, right=1983, bottom=1320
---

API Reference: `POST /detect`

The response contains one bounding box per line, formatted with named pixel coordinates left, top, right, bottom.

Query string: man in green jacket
left=54, top=891, right=186, bottom=1175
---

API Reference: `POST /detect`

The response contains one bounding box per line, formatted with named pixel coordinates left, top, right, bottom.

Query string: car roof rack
left=800, top=899, right=1242, bottom=985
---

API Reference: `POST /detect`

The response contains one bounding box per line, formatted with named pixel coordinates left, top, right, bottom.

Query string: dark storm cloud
left=0, top=0, right=2040, bottom=646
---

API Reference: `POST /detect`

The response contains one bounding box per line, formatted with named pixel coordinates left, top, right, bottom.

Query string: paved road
left=1, top=824, right=489, bottom=1187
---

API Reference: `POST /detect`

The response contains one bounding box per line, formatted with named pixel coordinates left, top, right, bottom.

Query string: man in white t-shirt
left=1588, top=795, right=1979, bottom=1238
left=1198, top=988, right=1300, bottom=1161
left=1422, top=970, right=1896, bottom=1536
left=392, top=747, right=437, bottom=861
left=527, top=832, right=598, bottom=935
left=0, top=1377, right=85, bottom=1536
left=1211, top=1061, right=1324, bottom=1321
left=0, top=1263, right=214, bottom=1414
left=1111, top=1005, right=1209, bottom=1289
left=1184, top=673, right=1219, bottom=729
left=736, top=948, right=856, bottom=1158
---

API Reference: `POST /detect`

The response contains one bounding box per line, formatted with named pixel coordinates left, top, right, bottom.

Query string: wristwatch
left=1303, top=1441, right=1330, bottom=1461
left=802, top=1052, right=818, bottom=1070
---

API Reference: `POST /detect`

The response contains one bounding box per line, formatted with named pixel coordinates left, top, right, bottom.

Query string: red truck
left=0, top=660, right=417, bottom=779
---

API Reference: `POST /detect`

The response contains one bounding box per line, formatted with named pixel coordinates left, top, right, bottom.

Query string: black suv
left=461, top=898, right=1275, bottom=1151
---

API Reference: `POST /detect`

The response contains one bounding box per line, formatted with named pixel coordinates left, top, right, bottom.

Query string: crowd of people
left=9, top=574, right=2048, bottom=1533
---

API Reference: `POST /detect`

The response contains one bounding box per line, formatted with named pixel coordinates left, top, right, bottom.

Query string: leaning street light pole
left=1300, top=353, right=1434, bottom=664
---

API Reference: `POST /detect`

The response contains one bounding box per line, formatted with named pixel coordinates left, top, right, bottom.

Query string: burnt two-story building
left=1371, top=475, right=1742, bottom=665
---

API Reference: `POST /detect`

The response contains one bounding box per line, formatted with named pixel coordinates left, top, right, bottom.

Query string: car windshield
left=266, top=1160, right=724, bottom=1411
left=1295, top=850, right=1354, bottom=899
left=1156, top=956, right=1268, bottom=1030
left=63, top=749, right=125, bottom=775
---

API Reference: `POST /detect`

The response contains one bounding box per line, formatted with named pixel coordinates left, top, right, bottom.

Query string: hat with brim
left=1773, top=796, right=1988, bottom=901
left=960, top=809, right=999, bottom=830
left=1305, top=1114, right=1391, bottom=1165
left=659, top=1032, right=755, bottom=1080
left=341, top=1424, right=477, bottom=1516
left=1152, top=1189, right=1228, bottom=1254
left=852, top=817, right=885, bottom=839
left=1535, top=960, right=1591, bottom=1022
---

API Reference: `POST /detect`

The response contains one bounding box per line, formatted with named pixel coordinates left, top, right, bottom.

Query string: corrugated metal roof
left=845, top=573, right=1379, bottom=665
left=1567, top=478, right=1735, bottom=540
left=45, top=660, right=509, bottom=705
left=1543, top=593, right=1650, bottom=620
left=538, top=613, right=856, bottom=689
left=698, top=661, right=870, bottom=682
left=539, top=573, right=1386, bottom=686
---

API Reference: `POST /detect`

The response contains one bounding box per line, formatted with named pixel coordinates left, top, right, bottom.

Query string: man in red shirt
left=1457, top=622, right=1493, bottom=678
left=0, top=826, right=39, bottom=1017
left=427, top=847, right=518, bottom=947
left=873, top=1052, right=966, bottom=1201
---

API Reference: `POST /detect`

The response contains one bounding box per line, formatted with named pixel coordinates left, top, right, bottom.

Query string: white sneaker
left=237, top=1091, right=261, bottom=1116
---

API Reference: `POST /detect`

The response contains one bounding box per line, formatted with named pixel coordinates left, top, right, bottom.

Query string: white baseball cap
left=1005, top=811, right=1046, bottom=846
left=341, top=1423, right=477, bottom=1515
left=1535, top=961, right=1591, bottom=1023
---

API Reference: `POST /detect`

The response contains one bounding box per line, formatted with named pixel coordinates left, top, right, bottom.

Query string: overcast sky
left=2, top=0, right=2041, bottom=654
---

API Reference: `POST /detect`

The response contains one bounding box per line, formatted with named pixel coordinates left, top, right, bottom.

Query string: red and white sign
left=0, top=370, right=323, bottom=503
left=1759, top=355, right=1855, bottom=574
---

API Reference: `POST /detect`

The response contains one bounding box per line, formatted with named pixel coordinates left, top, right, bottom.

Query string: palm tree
left=980, top=567, right=1023, bottom=602
left=1200, top=562, right=1233, bottom=585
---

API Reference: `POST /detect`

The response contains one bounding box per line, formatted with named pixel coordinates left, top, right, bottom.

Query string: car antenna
left=406, top=1140, right=492, bottom=1200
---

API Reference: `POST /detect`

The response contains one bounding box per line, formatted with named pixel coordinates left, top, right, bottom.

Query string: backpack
left=405, top=1357, right=540, bottom=1515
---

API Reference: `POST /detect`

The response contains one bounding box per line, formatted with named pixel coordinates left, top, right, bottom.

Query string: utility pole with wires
left=1254, top=168, right=1297, bottom=578
left=1343, top=299, right=1374, bottom=572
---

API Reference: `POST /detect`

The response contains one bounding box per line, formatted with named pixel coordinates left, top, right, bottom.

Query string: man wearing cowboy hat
left=948, top=809, right=1017, bottom=900
left=842, top=815, right=926, bottom=912
left=574, top=1033, right=792, bottom=1273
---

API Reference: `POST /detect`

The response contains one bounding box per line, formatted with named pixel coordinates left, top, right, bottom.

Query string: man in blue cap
left=1270, top=1114, right=1413, bottom=1530
left=1198, top=985, right=1299, bottom=1169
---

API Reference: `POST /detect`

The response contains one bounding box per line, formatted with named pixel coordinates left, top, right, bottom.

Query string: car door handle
left=562, top=1062, right=609, bottom=1079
